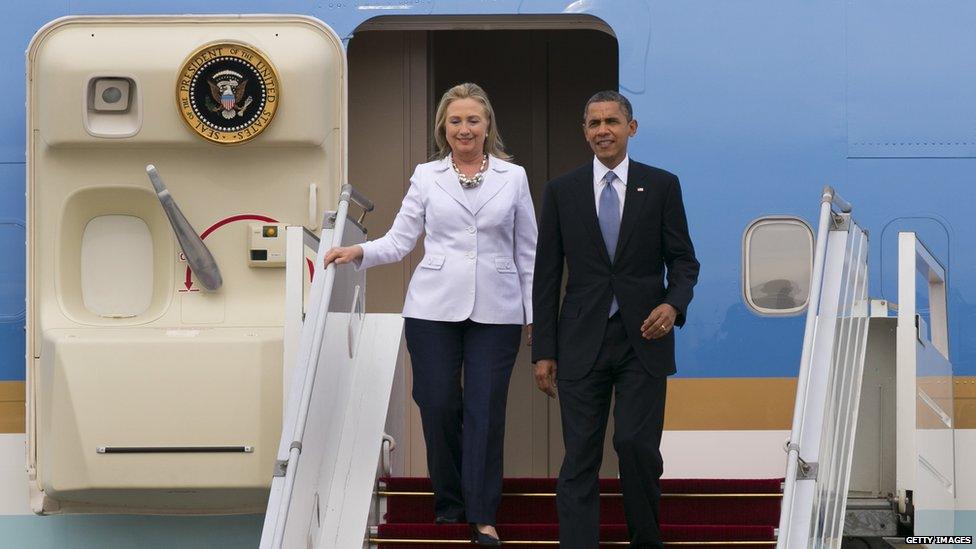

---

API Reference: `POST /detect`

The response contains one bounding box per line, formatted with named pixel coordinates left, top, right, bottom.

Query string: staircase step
left=379, top=477, right=783, bottom=526
left=373, top=523, right=776, bottom=544
left=374, top=477, right=783, bottom=546
left=380, top=477, right=784, bottom=495
left=381, top=492, right=781, bottom=526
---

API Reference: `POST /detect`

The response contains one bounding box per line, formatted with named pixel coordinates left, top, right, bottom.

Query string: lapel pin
left=637, top=187, right=644, bottom=192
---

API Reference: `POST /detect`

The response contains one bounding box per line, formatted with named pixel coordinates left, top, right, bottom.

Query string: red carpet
left=373, top=477, right=782, bottom=546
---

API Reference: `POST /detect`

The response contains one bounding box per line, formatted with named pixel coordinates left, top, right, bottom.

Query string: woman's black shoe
left=469, top=525, right=501, bottom=546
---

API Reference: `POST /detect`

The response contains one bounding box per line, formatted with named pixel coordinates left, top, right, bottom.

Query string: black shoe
left=470, top=525, right=501, bottom=546
left=434, top=515, right=462, bottom=524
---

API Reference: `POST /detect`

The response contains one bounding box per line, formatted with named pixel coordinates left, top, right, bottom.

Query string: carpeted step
left=379, top=477, right=783, bottom=526
left=374, top=477, right=783, bottom=546
left=373, top=522, right=776, bottom=544
left=380, top=477, right=784, bottom=495
left=381, top=492, right=781, bottom=525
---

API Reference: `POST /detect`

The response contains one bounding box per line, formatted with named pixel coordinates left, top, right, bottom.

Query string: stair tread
left=383, top=493, right=781, bottom=526
left=376, top=522, right=776, bottom=542
left=380, top=477, right=784, bottom=495
left=377, top=477, right=783, bottom=543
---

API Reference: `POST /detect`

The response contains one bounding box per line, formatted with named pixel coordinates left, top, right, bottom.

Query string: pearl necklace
left=451, top=154, right=489, bottom=189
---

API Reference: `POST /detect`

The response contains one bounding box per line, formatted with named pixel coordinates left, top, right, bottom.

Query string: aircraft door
left=26, top=15, right=345, bottom=513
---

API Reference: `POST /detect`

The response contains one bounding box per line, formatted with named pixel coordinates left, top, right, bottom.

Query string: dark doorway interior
left=430, top=30, right=619, bottom=206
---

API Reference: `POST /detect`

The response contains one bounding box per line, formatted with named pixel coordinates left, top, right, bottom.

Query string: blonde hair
left=432, top=83, right=512, bottom=161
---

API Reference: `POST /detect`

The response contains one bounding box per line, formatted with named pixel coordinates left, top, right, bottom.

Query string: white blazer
left=358, top=155, right=537, bottom=325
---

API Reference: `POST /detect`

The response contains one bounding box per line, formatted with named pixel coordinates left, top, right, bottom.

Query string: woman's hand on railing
left=323, top=245, right=364, bottom=267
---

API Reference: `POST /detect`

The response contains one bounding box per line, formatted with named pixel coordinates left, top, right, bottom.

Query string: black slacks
left=404, top=317, right=522, bottom=525
left=557, top=313, right=668, bottom=548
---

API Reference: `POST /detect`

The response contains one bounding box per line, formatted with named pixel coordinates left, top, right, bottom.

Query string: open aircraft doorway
left=346, top=16, right=619, bottom=478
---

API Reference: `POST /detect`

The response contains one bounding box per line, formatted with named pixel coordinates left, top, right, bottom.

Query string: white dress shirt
left=593, top=155, right=629, bottom=218
left=356, top=155, right=537, bottom=325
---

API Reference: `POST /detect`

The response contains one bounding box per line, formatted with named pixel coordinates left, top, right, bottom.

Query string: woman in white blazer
left=325, top=83, right=536, bottom=545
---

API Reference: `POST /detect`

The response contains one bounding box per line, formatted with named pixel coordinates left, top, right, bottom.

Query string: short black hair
left=583, top=90, right=634, bottom=122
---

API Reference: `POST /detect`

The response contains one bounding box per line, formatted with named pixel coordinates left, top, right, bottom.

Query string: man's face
left=583, top=101, right=638, bottom=168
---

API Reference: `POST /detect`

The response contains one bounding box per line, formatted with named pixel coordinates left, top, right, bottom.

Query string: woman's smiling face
left=445, top=98, right=489, bottom=160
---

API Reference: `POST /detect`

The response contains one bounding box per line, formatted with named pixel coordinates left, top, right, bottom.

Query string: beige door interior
left=27, top=15, right=344, bottom=514
left=348, top=21, right=618, bottom=477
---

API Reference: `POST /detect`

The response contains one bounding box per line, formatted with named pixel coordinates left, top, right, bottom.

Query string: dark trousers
left=557, top=313, right=668, bottom=548
left=404, top=317, right=522, bottom=525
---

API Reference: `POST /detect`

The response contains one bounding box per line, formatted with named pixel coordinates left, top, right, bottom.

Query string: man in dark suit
left=532, top=91, right=699, bottom=548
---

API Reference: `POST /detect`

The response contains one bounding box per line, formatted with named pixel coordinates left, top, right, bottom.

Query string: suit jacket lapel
left=614, top=160, right=649, bottom=261
left=572, top=167, right=612, bottom=266
left=432, top=158, right=475, bottom=215
left=471, top=157, right=510, bottom=215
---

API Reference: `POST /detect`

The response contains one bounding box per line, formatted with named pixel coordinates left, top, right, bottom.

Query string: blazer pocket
left=494, top=256, right=517, bottom=274
left=420, top=254, right=445, bottom=270
left=560, top=302, right=581, bottom=319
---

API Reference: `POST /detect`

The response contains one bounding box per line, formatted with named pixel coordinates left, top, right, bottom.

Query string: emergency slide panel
left=262, top=194, right=404, bottom=548
left=897, top=233, right=955, bottom=543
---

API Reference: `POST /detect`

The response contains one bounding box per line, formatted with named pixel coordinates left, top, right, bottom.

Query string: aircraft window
left=742, top=216, right=814, bottom=316
left=81, top=215, right=153, bottom=318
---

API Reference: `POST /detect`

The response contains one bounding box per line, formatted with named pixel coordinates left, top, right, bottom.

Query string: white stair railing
left=778, top=187, right=871, bottom=548
left=261, top=185, right=406, bottom=549
left=896, top=232, right=955, bottom=543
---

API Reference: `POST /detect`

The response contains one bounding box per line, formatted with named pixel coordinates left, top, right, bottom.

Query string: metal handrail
left=270, top=184, right=368, bottom=548
left=827, top=187, right=852, bottom=214
left=776, top=185, right=849, bottom=546
left=342, top=183, right=375, bottom=225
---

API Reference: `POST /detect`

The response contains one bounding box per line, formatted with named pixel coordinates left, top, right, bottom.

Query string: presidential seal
left=176, top=42, right=279, bottom=144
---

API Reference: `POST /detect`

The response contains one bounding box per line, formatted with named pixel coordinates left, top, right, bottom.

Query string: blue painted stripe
left=0, top=324, right=24, bottom=381
left=956, top=511, right=976, bottom=536
left=0, top=514, right=263, bottom=548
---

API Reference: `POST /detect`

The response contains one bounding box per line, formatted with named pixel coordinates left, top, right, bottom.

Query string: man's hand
left=323, top=245, right=364, bottom=266
left=641, top=303, right=678, bottom=340
left=534, top=359, right=557, bottom=398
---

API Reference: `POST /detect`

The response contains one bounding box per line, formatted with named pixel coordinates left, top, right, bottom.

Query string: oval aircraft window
left=81, top=215, right=154, bottom=318
left=742, top=217, right=814, bottom=316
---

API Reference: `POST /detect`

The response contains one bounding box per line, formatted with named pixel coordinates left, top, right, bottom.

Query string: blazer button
left=466, top=226, right=476, bottom=234
left=467, top=251, right=476, bottom=260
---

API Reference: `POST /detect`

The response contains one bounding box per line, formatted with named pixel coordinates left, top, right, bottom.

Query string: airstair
left=777, top=188, right=956, bottom=547
left=262, top=186, right=956, bottom=548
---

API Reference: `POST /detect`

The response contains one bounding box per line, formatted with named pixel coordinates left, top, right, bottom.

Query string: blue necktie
left=598, top=171, right=620, bottom=317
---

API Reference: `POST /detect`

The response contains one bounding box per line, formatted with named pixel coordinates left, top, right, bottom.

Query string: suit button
left=467, top=251, right=476, bottom=260
left=466, top=226, right=476, bottom=234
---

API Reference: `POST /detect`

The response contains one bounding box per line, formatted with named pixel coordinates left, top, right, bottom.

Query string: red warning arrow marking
left=182, top=214, right=317, bottom=290
left=183, top=214, right=277, bottom=290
